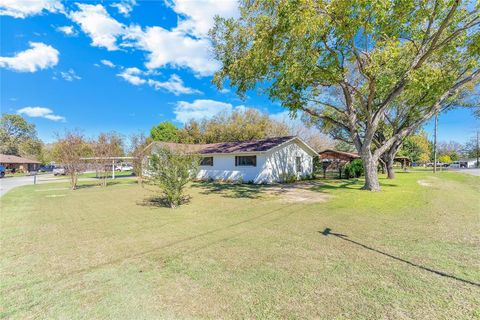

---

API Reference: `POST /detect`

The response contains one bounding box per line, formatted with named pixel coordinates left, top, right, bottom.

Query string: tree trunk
left=385, top=153, right=395, bottom=179
left=361, top=152, right=381, bottom=191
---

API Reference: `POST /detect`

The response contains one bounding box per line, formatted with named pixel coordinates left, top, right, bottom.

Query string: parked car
left=0, top=165, right=5, bottom=178
left=39, top=165, right=55, bottom=172
left=53, top=166, right=66, bottom=176
left=120, top=163, right=133, bottom=171
left=116, top=163, right=133, bottom=171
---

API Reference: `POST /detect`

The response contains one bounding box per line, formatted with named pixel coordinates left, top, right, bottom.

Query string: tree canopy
left=211, top=0, right=480, bottom=190
left=177, top=108, right=290, bottom=143
left=0, top=113, right=43, bottom=159
left=150, top=122, right=179, bottom=142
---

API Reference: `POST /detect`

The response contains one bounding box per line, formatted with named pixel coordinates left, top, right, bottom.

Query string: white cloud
left=67, top=1, right=238, bottom=76
left=56, top=25, right=77, bottom=36
left=69, top=3, right=124, bottom=51
left=169, top=0, right=238, bottom=38
left=117, top=67, right=200, bottom=95
left=147, top=74, right=201, bottom=95
left=117, top=67, right=146, bottom=85
left=60, top=69, right=81, bottom=81
left=111, top=0, right=136, bottom=17
left=0, top=0, right=63, bottom=18
left=174, top=99, right=234, bottom=123
left=123, top=25, right=219, bottom=76
left=0, top=42, right=59, bottom=72
left=100, top=59, right=115, bottom=68
left=17, top=107, right=65, bottom=122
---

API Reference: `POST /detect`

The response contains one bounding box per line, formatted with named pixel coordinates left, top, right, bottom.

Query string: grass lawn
left=1, top=171, right=479, bottom=319
left=77, top=170, right=135, bottom=179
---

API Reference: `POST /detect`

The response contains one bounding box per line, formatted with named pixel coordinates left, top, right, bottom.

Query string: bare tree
left=92, top=132, right=124, bottom=187
left=129, top=132, right=149, bottom=183
left=53, top=131, right=91, bottom=190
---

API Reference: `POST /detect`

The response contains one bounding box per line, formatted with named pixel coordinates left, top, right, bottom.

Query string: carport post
left=112, top=160, right=115, bottom=179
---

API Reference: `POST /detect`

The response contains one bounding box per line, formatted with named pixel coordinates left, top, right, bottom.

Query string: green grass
left=1, top=171, right=479, bottom=319
left=77, top=170, right=134, bottom=179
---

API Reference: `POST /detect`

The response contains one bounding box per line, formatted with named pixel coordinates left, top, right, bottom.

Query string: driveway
left=0, top=174, right=67, bottom=197
left=450, top=168, right=480, bottom=176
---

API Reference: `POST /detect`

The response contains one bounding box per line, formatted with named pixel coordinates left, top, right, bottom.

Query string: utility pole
left=433, top=113, right=438, bottom=173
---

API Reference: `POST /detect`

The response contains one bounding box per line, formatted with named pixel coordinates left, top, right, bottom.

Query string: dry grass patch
left=1, top=173, right=479, bottom=319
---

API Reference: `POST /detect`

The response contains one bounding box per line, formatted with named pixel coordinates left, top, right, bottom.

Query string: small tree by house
left=146, top=147, right=200, bottom=208
left=53, top=131, right=91, bottom=190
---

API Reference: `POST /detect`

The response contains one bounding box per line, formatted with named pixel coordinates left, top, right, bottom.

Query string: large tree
left=399, top=131, right=431, bottom=164
left=0, top=113, right=43, bottom=159
left=177, top=108, right=290, bottom=143
left=150, top=121, right=179, bottom=142
left=211, top=0, right=480, bottom=190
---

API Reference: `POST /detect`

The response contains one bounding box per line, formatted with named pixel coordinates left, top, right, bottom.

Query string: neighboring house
left=0, top=154, right=41, bottom=173
left=146, top=136, right=317, bottom=184
left=452, top=158, right=480, bottom=168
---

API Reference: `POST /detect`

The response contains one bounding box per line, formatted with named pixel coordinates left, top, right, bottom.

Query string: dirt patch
left=417, top=180, right=432, bottom=187
left=267, top=183, right=332, bottom=203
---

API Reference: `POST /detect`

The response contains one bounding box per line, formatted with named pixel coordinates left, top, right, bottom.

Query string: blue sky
left=1, top=0, right=478, bottom=144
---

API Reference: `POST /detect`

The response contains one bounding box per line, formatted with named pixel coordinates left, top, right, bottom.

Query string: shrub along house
left=146, top=136, right=317, bottom=184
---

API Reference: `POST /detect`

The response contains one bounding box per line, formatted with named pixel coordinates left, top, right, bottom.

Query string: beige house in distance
left=0, top=154, right=41, bottom=173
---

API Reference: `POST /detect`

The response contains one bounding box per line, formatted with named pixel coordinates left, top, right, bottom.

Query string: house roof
left=0, top=154, right=41, bottom=164
left=148, top=136, right=317, bottom=156
left=318, top=149, right=360, bottom=161
left=319, top=149, right=412, bottom=163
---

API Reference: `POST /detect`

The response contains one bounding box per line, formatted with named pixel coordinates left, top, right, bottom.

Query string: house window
left=235, top=156, right=256, bottom=167
left=295, top=156, right=302, bottom=172
left=200, top=157, right=213, bottom=166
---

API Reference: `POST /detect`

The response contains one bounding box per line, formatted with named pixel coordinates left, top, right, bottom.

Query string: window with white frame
left=235, top=155, right=256, bottom=167
left=200, top=157, right=213, bottom=166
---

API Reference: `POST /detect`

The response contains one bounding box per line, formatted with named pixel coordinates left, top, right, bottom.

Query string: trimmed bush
left=344, top=159, right=364, bottom=179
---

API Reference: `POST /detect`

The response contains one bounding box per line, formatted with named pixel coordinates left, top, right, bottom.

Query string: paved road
left=0, top=173, right=135, bottom=197
left=452, top=168, right=480, bottom=176
left=0, top=174, right=68, bottom=197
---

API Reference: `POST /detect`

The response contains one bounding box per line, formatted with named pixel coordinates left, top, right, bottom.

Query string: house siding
left=196, top=140, right=314, bottom=184
left=257, top=140, right=313, bottom=183
left=196, top=154, right=267, bottom=183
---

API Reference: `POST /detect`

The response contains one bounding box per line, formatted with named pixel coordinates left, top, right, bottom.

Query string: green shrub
left=146, top=147, right=200, bottom=208
left=344, top=159, right=363, bottom=179
left=279, top=172, right=297, bottom=183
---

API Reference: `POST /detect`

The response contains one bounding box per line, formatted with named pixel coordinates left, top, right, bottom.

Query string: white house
left=147, top=136, right=318, bottom=184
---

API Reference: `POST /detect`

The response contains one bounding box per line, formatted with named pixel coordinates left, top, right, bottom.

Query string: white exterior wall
left=196, top=140, right=314, bottom=184
left=467, top=159, right=479, bottom=168
left=197, top=154, right=267, bottom=183
left=257, top=140, right=313, bottom=183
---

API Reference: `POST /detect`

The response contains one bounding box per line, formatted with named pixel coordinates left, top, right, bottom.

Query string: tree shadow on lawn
left=74, top=180, right=136, bottom=190
left=137, top=195, right=192, bottom=208
left=192, top=182, right=266, bottom=199
left=192, top=179, right=399, bottom=199
left=320, top=227, right=480, bottom=288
